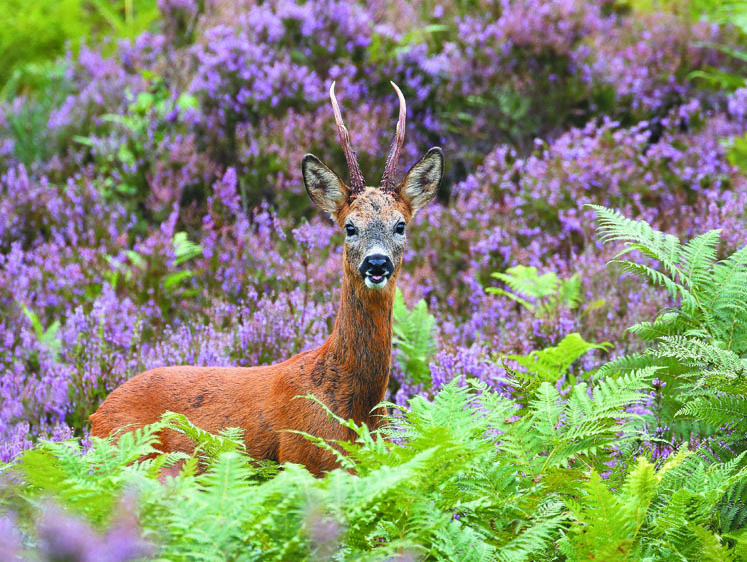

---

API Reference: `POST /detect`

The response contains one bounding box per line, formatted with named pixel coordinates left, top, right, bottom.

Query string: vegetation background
left=0, top=0, right=746, bottom=559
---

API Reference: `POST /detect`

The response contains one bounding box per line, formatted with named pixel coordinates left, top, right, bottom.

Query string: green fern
left=172, top=231, right=203, bottom=266
left=392, top=288, right=438, bottom=387
left=719, top=478, right=747, bottom=532
left=589, top=205, right=747, bottom=446
left=157, top=411, right=268, bottom=473
left=677, top=395, right=747, bottom=433
left=503, top=332, right=612, bottom=385
left=2, top=362, right=741, bottom=560
left=18, top=302, right=61, bottom=357
left=561, top=450, right=747, bottom=560
left=589, top=205, right=747, bottom=352
left=487, top=265, right=581, bottom=317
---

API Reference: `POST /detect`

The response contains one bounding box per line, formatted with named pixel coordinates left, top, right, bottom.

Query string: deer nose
left=359, top=254, right=394, bottom=280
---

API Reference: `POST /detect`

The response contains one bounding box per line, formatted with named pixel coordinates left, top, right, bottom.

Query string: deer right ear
left=302, top=154, right=350, bottom=216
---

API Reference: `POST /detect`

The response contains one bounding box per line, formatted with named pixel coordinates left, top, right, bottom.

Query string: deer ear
left=399, top=147, right=443, bottom=212
left=302, top=154, right=350, bottom=216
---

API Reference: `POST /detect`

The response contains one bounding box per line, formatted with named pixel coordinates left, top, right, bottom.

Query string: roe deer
left=89, top=82, right=444, bottom=476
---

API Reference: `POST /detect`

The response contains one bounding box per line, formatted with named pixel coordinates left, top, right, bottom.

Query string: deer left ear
left=399, top=147, right=443, bottom=212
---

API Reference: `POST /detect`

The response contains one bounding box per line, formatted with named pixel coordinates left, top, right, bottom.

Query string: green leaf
left=505, top=333, right=612, bottom=384
left=393, top=288, right=438, bottom=386
left=173, top=231, right=202, bottom=266
left=162, top=270, right=194, bottom=290
left=491, top=265, right=560, bottom=300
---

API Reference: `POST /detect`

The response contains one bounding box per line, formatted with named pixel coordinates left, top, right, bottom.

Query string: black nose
left=359, top=254, right=394, bottom=279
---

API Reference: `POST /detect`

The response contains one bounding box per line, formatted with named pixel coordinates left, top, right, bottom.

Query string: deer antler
left=329, top=81, right=365, bottom=194
left=380, top=81, right=406, bottom=193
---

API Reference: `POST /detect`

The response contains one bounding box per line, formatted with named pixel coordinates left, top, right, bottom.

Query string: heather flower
left=429, top=346, right=507, bottom=391
left=0, top=514, right=22, bottom=560
left=37, top=503, right=102, bottom=562
left=304, top=502, right=343, bottom=559
left=36, top=500, right=153, bottom=562
left=727, top=87, right=747, bottom=119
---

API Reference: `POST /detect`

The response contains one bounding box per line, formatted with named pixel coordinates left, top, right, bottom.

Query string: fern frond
left=562, top=470, right=638, bottom=560
left=705, top=246, right=747, bottom=353
left=676, top=395, right=747, bottom=433
left=627, top=310, right=697, bottom=341
left=172, top=231, right=203, bottom=266
left=505, top=332, right=611, bottom=384
left=528, top=382, right=563, bottom=439
left=103, top=421, right=168, bottom=464
left=490, top=265, right=560, bottom=300
left=587, top=204, right=684, bottom=283
left=652, top=336, right=744, bottom=374
left=558, top=274, right=582, bottom=310
left=681, top=229, right=721, bottom=295
left=486, top=286, right=535, bottom=310
left=590, top=367, right=656, bottom=411
left=595, top=352, right=655, bottom=377
left=496, top=499, right=566, bottom=562
left=433, top=519, right=497, bottom=562
left=719, top=478, right=747, bottom=532
left=393, top=288, right=438, bottom=386
left=614, top=260, right=693, bottom=303
left=161, top=411, right=247, bottom=467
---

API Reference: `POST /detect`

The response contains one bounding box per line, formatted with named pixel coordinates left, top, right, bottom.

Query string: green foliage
left=4, top=357, right=745, bottom=559
left=103, top=231, right=203, bottom=312
left=172, top=231, right=203, bottom=267
left=688, top=2, right=747, bottom=172
left=500, top=368, right=655, bottom=477
left=0, top=1, right=162, bottom=166
left=162, top=231, right=203, bottom=292
left=88, top=0, right=160, bottom=41
left=393, top=288, right=438, bottom=387
left=6, top=419, right=175, bottom=525
left=501, top=332, right=612, bottom=386
left=19, top=302, right=62, bottom=358
left=75, top=82, right=200, bottom=212
left=487, top=265, right=581, bottom=319
left=0, top=0, right=159, bottom=88
left=590, top=204, right=747, bottom=446
left=0, top=60, right=75, bottom=165
left=619, top=0, right=747, bottom=25
left=2, top=373, right=662, bottom=560
left=688, top=41, right=747, bottom=92
left=723, top=131, right=747, bottom=175
left=561, top=450, right=747, bottom=560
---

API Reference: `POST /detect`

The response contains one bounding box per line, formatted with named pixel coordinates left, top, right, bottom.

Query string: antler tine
left=329, top=81, right=365, bottom=193
left=380, top=81, right=407, bottom=193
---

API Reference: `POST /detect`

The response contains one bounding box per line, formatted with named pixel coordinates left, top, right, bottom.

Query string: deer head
left=302, top=82, right=443, bottom=291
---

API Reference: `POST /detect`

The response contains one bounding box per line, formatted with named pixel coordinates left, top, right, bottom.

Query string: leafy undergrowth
left=3, top=209, right=747, bottom=560
left=3, top=374, right=745, bottom=560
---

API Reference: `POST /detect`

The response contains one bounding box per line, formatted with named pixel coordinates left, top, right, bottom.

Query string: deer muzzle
left=360, top=254, right=394, bottom=289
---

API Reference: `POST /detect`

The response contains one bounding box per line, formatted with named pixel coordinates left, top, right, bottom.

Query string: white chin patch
left=364, top=276, right=389, bottom=290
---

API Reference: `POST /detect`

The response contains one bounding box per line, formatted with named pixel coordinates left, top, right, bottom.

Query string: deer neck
left=322, top=272, right=395, bottom=420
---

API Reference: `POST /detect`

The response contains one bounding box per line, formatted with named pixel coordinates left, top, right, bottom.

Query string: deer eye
left=395, top=221, right=406, bottom=235
left=345, top=224, right=357, bottom=237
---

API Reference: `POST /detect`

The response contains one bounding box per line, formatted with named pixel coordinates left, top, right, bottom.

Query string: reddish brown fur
left=90, top=190, right=415, bottom=476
